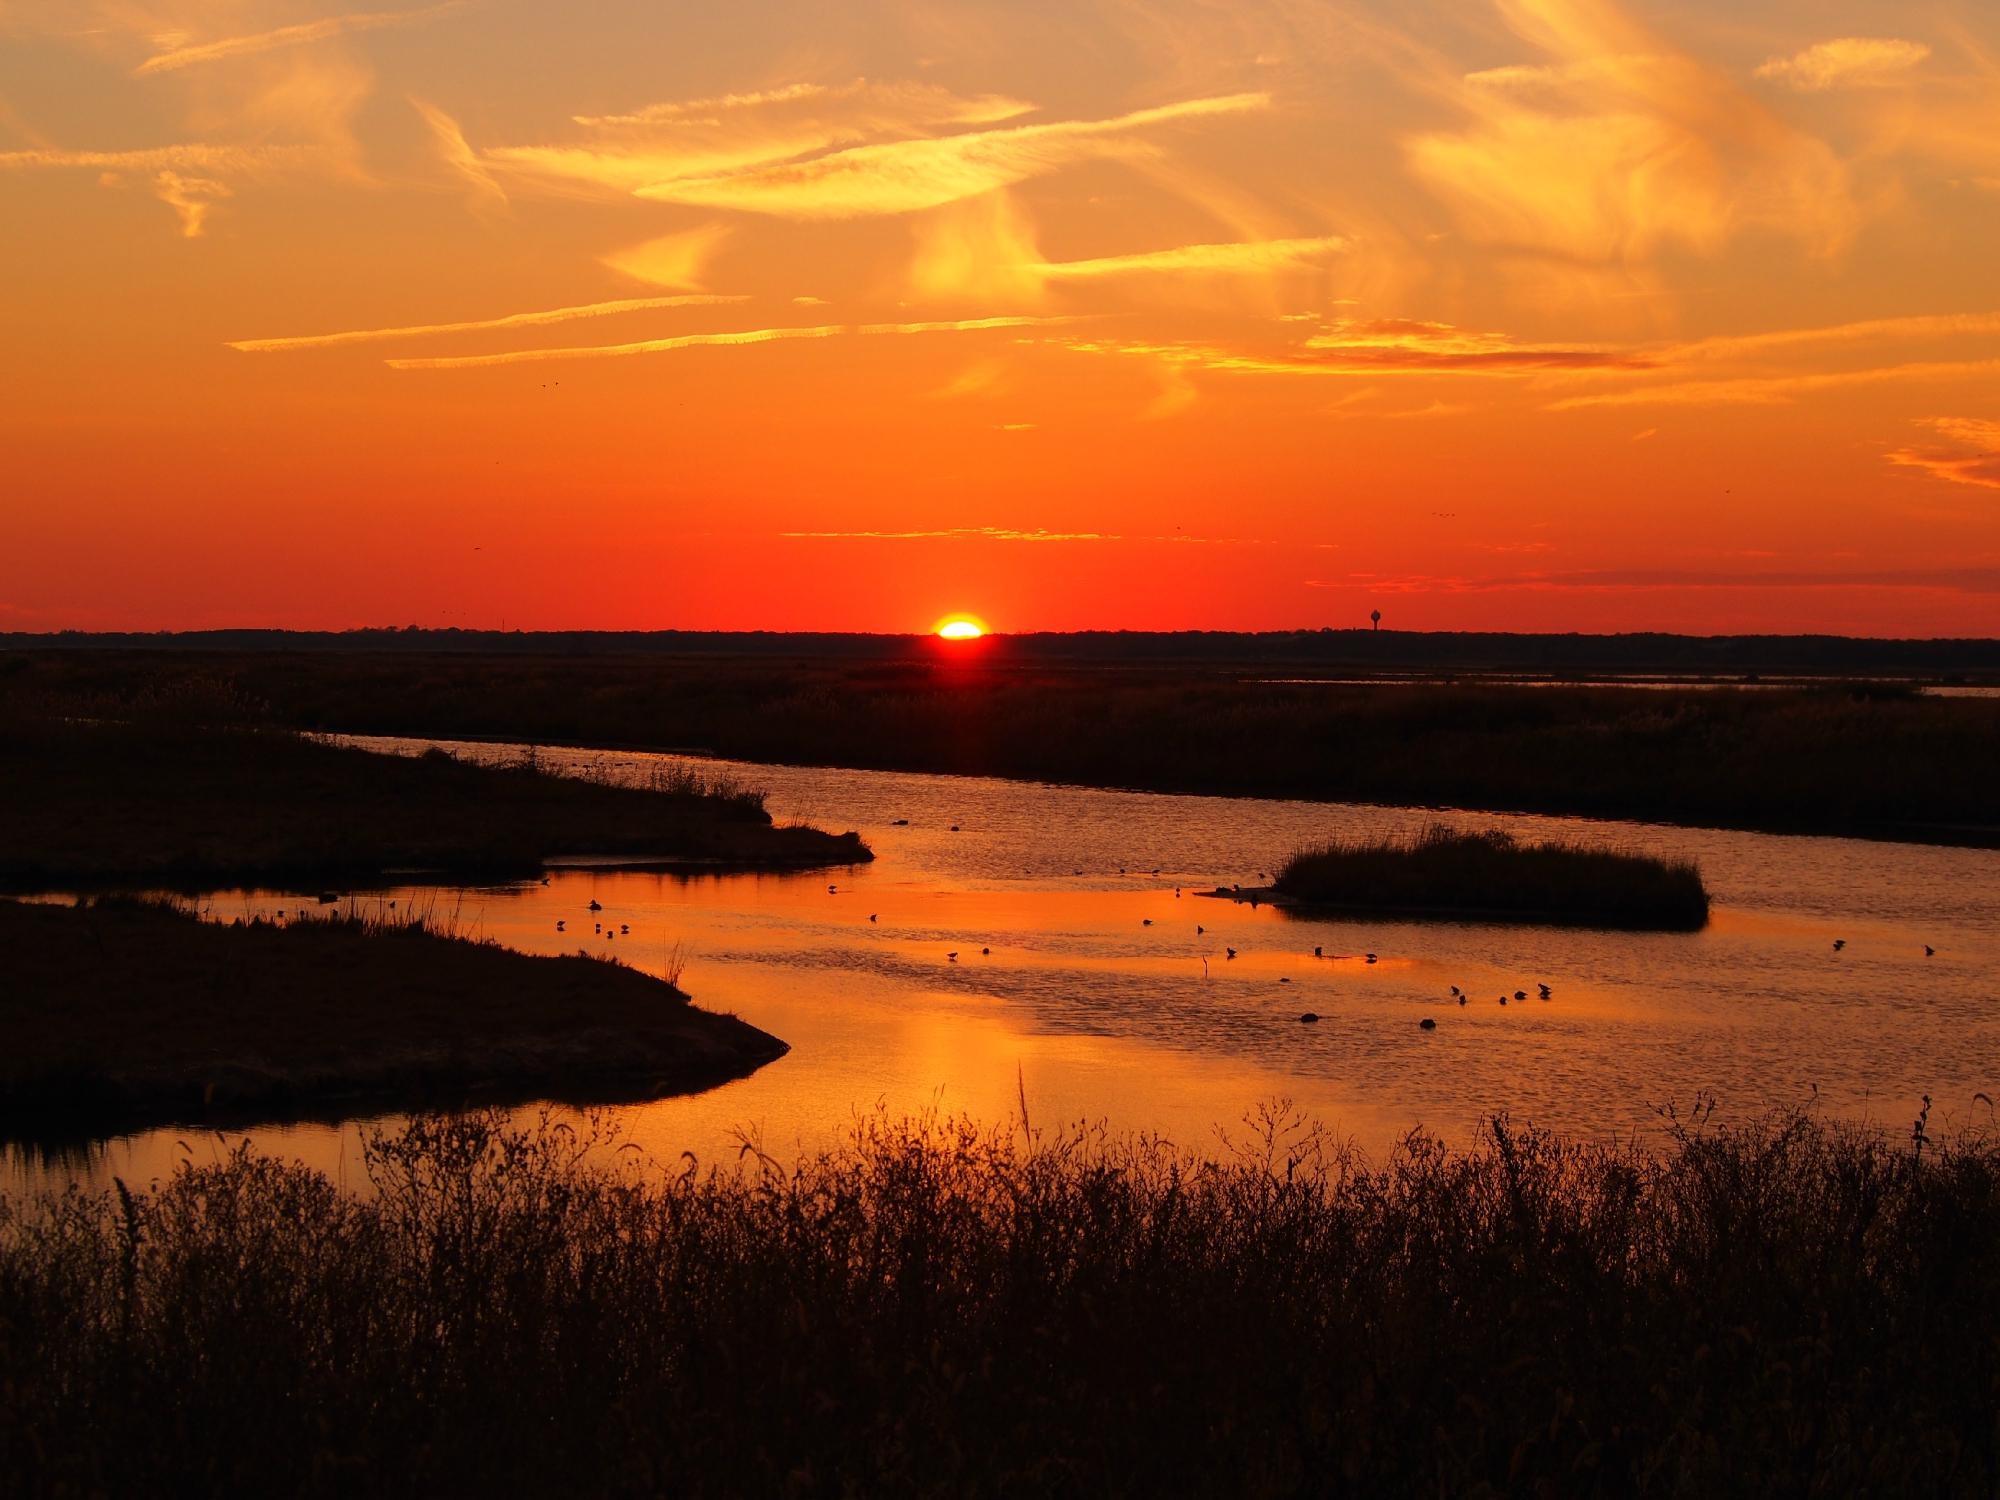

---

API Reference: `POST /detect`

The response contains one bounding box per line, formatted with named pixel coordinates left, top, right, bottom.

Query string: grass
left=1269, top=824, right=1712, bottom=930
left=0, top=703, right=869, bottom=891
left=0, top=898, right=784, bottom=1142
left=1, top=1101, right=1994, bottom=1497
left=7, top=648, right=1997, bottom=845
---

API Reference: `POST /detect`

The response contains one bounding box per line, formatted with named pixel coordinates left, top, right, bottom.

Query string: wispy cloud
left=1547, top=358, right=2000, bottom=408
left=0, top=143, right=304, bottom=173
left=573, top=78, right=1030, bottom=131
left=385, top=315, right=1070, bottom=370
left=777, top=527, right=1295, bottom=545
left=1755, top=38, right=1930, bottom=92
left=411, top=97, right=507, bottom=211
left=632, top=93, right=1269, bottom=218
left=133, top=3, right=467, bottom=76
left=1663, top=311, right=2000, bottom=363
left=600, top=224, right=731, bottom=290
left=1885, top=417, right=2000, bottom=491
left=151, top=170, right=229, bottom=237
left=1319, top=567, right=2000, bottom=594
left=1403, top=0, right=1856, bottom=262
left=1033, top=234, right=1349, bottom=280
left=227, top=294, right=746, bottom=353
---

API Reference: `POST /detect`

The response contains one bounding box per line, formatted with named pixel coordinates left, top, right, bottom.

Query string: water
left=11, top=735, right=1998, bottom=1194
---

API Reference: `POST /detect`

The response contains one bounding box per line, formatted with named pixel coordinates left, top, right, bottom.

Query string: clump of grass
left=1273, top=824, right=1711, bottom=929
left=1, top=1102, right=1994, bottom=1497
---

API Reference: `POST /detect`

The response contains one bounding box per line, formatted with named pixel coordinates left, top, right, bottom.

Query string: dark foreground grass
left=0, top=707, right=868, bottom=890
left=0, top=899, right=785, bottom=1141
left=1, top=1104, right=1994, bottom=1498
left=1271, top=825, right=1711, bottom=930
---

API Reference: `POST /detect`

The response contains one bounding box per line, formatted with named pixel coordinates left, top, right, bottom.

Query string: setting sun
left=936, top=619, right=986, bottom=640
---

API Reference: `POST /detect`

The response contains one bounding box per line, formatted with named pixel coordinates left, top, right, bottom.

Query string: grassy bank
left=0, top=898, right=785, bottom=1140
left=1267, top=825, right=1711, bottom=929
left=8, top=649, right=1996, bottom=844
left=2, top=1105, right=1994, bottom=1497
left=0, top=704, right=868, bottom=890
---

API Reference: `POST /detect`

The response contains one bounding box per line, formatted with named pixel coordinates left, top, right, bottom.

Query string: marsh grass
left=1273, top=824, right=1712, bottom=929
left=1, top=1102, right=1994, bottom=1496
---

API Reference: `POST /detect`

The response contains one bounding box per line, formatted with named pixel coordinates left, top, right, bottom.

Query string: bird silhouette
left=1538, top=984, right=1551, bottom=999
left=1924, top=944, right=1935, bottom=956
left=1833, top=939, right=1846, bottom=951
left=1226, top=947, right=1238, bottom=959
left=869, top=913, right=878, bottom=923
left=947, top=951, right=958, bottom=962
left=1197, top=925, right=1205, bottom=935
left=828, top=884, right=837, bottom=894
left=1299, top=1012, right=1319, bottom=1023
left=982, top=947, right=990, bottom=955
left=1514, top=990, right=1527, bottom=1001
left=1142, top=918, right=1153, bottom=927
left=1419, top=1017, right=1436, bottom=1030
left=588, top=900, right=602, bottom=912
left=1314, top=946, right=1323, bottom=958
left=1365, top=953, right=1378, bottom=964
left=556, top=920, right=565, bottom=931
left=1279, top=977, right=1291, bottom=984
left=1499, top=994, right=1508, bottom=1006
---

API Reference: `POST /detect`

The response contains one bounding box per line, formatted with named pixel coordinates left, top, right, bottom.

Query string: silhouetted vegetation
left=6, top=648, right=1993, bottom=844
left=0, top=679, right=868, bottom=889
left=2, top=1103, right=1994, bottom=1497
left=0, top=898, right=783, bottom=1141
left=1269, top=825, right=1710, bottom=929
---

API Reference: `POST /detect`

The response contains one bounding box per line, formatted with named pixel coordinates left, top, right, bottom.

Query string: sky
left=2, top=0, right=1998, bottom=636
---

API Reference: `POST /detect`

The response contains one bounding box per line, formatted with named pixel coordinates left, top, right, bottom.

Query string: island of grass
left=0, top=898, right=786, bottom=1141
left=0, top=710, right=869, bottom=891
left=1243, top=825, right=1710, bottom=930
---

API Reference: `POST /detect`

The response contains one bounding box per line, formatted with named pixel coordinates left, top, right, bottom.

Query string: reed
left=0, top=1100, right=1992, bottom=1497
left=1271, top=824, right=1712, bottom=929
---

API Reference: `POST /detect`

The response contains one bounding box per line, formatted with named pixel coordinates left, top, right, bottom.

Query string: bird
left=869, top=913, right=878, bottom=923
left=1925, top=945, right=1935, bottom=956
left=1833, top=939, right=1845, bottom=951
left=1458, top=995, right=1467, bottom=1006
left=1419, top=1018, right=1437, bottom=1030
left=1175, top=887, right=1182, bottom=897
left=1499, top=994, right=1508, bottom=1006
left=1299, top=1012, right=1320, bottom=1024
left=1142, top=918, right=1153, bottom=927
left=1514, top=990, right=1527, bottom=1001
left=539, top=877, right=550, bottom=887
left=891, top=818, right=909, bottom=826
left=620, top=924, right=630, bottom=935
left=1279, top=977, right=1291, bottom=984
left=947, top=951, right=958, bottom=962
left=1197, top=925, right=1205, bottom=935
left=1226, top=947, right=1238, bottom=959
left=1449, top=985, right=1461, bottom=996
left=1365, top=953, right=1378, bottom=965
left=556, top=920, right=566, bottom=932
left=1313, top=946, right=1323, bottom=958
left=982, top=947, right=991, bottom=956
left=950, top=825, right=961, bottom=833
left=1538, top=984, right=1551, bottom=999
left=588, top=900, right=603, bottom=912
left=593, top=923, right=601, bottom=933
left=828, top=884, right=837, bottom=894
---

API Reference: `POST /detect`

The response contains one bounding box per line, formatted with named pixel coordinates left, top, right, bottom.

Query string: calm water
left=12, top=735, right=1998, bottom=1193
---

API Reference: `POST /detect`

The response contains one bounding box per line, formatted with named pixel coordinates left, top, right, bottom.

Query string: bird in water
left=556, top=920, right=565, bottom=932
left=982, top=947, right=991, bottom=956
left=1538, top=984, right=1551, bottom=999
left=1419, top=1018, right=1437, bottom=1030
left=1299, top=1012, right=1320, bottom=1024
left=1314, top=946, right=1323, bottom=958
left=828, top=884, right=837, bottom=894
left=1833, top=939, right=1846, bottom=951
left=947, top=951, right=958, bottom=962
left=1514, top=990, right=1527, bottom=1001
left=1925, top=944, right=1935, bottom=956
left=1197, top=925, right=1205, bottom=935
left=1499, top=994, right=1508, bottom=1006
left=869, top=913, right=878, bottom=923
left=588, top=900, right=602, bottom=912
left=1142, top=918, right=1153, bottom=927
left=1365, top=953, right=1378, bottom=965
left=1226, top=947, right=1238, bottom=959
left=1279, top=977, right=1291, bottom=984
left=1458, top=995, right=1467, bottom=1006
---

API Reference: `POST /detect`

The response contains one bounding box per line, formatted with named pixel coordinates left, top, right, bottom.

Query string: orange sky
left=2, top=0, right=1998, bottom=635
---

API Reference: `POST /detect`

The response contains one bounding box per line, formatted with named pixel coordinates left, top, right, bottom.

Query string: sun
left=935, top=617, right=986, bottom=641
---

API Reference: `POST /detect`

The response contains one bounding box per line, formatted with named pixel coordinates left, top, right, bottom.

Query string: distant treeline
left=6, top=650, right=1996, bottom=844
left=7, top=626, right=2000, bottom=676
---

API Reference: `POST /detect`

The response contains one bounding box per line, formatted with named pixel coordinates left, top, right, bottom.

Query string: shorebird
left=620, top=924, right=630, bottom=934
left=1833, top=939, right=1845, bottom=951
left=1365, top=953, right=1378, bottom=964
left=1514, top=990, right=1527, bottom=1001
left=1299, top=1012, right=1319, bottom=1023
left=1226, top=947, right=1238, bottom=959
left=556, top=920, right=566, bottom=932
left=589, top=900, right=603, bottom=912
left=1419, top=1018, right=1436, bottom=1030
left=947, top=951, right=958, bottom=962
left=1538, top=984, right=1551, bottom=999
left=828, top=884, right=837, bottom=894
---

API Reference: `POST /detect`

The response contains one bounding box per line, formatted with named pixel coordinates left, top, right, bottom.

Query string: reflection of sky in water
left=12, top=736, right=1997, bottom=1194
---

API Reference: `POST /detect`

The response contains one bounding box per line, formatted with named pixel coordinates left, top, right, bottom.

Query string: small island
left=0, top=897, right=786, bottom=1141
left=1231, top=825, right=1710, bottom=930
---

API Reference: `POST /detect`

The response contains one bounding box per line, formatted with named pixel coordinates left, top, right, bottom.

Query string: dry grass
left=1271, top=824, right=1711, bottom=929
left=1, top=1101, right=1994, bottom=1496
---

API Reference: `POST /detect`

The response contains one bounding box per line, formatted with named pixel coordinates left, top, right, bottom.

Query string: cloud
left=151, top=170, right=229, bottom=236
left=1034, top=234, right=1349, bottom=280
left=1319, top=567, right=2000, bottom=594
left=488, top=78, right=1038, bottom=198
left=411, top=97, right=507, bottom=211
left=1547, top=358, right=2000, bottom=408
left=227, top=294, right=746, bottom=353
left=1755, top=38, right=1931, bottom=92
left=1663, top=311, right=2000, bottom=364
left=777, top=527, right=1284, bottom=545
left=384, top=315, right=1071, bottom=370
left=630, top=93, right=1269, bottom=218
left=0, top=143, right=303, bottom=173
left=133, top=3, right=467, bottom=76
left=1404, top=0, right=1857, bottom=262
left=600, top=224, right=731, bottom=289
left=1885, top=417, right=2000, bottom=491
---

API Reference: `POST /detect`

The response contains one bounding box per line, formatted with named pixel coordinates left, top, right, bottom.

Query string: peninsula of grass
left=3, top=1104, right=1994, bottom=1497
left=1261, top=825, right=1711, bottom=929
left=0, top=711, right=868, bottom=891
left=0, top=898, right=785, bottom=1141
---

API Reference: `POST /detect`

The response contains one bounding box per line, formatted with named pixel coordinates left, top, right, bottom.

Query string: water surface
left=12, top=736, right=1996, bottom=1193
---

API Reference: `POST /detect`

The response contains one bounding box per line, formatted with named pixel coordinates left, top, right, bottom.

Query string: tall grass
left=1274, top=824, right=1712, bottom=929
left=2, top=1103, right=1994, bottom=1497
